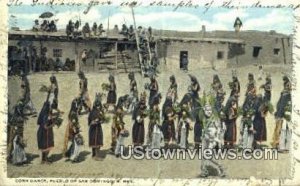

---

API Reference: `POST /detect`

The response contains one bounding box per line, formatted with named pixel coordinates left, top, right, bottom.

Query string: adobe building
left=8, top=25, right=292, bottom=74
left=153, top=26, right=292, bottom=70
left=8, top=30, right=140, bottom=73
left=210, top=30, right=292, bottom=66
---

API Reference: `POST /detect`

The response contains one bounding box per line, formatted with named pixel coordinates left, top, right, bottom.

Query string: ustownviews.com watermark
left=119, top=146, right=278, bottom=160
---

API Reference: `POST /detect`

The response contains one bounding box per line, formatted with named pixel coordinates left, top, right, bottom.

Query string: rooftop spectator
left=40, top=20, right=49, bottom=31
left=32, top=19, right=40, bottom=32
left=120, top=24, right=129, bottom=36
left=113, top=25, right=119, bottom=34
left=66, top=20, right=75, bottom=37
left=48, top=20, right=57, bottom=32
left=148, top=26, right=152, bottom=38
left=128, top=25, right=135, bottom=40
left=137, top=26, right=143, bottom=33
left=98, top=23, right=105, bottom=36
left=82, top=23, right=91, bottom=38
left=74, top=20, right=80, bottom=31
left=92, top=22, right=97, bottom=36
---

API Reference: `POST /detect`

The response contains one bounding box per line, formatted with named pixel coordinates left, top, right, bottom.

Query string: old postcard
left=1, top=0, right=300, bottom=185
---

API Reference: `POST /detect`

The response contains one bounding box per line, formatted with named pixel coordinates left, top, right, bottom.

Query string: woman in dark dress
left=188, top=75, right=201, bottom=120
left=253, top=95, right=268, bottom=148
left=37, top=101, right=54, bottom=164
left=147, top=93, right=161, bottom=145
left=161, top=107, right=176, bottom=148
left=148, top=75, right=159, bottom=109
left=88, top=97, right=105, bottom=161
left=132, top=92, right=147, bottom=146
left=193, top=114, right=203, bottom=150
left=224, top=96, right=238, bottom=148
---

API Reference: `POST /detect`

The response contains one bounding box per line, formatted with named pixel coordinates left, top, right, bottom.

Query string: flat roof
left=154, top=36, right=245, bottom=44
left=9, top=30, right=244, bottom=44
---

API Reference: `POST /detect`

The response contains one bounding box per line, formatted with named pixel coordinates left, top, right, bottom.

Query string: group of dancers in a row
left=7, top=70, right=292, bottom=166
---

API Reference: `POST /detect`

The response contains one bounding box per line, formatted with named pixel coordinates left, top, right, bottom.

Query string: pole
left=115, top=42, right=118, bottom=70
left=107, top=10, right=110, bottom=36
left=131, top=6, right=144, bottom=75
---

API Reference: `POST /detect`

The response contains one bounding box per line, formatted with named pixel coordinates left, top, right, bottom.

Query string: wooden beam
left=131, top=6, right=144, bottom=75
left=115, top=42, right=118, bottom=70
left=75, top=42, right=80, bottom=72
left=281, top=38, right=287, bottom=64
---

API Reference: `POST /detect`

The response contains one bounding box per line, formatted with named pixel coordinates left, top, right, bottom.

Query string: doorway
left=252, top=46, right=262, bottom=58
left=180, top=51, right=188, bottom=69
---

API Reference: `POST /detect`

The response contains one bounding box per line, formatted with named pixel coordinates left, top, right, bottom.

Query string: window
left=217, top=51, right=224, bottom=60
left=53, top=49, right=62, bottom=58
left=252, top=46, right=262, bottom=58
left=273, top=48, right=280, bottom=55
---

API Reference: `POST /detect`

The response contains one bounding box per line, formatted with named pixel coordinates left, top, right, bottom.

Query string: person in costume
left=224, top=96, right=238, bottom=148
left=113, top=103, right=129, bottom=157
left=147, top=93, right=162, bottom=146
left=47, top=75, right=62, bottom=114
left=127, top=72, right=139, bottom=113
left=238, top=83, right=257, bottom=149
left=167, top=75, right=178, bottom=104
left=260, top=75, right=272, bottom=103
left=177, top=106, right=192, bottom=149
left=200, top=102, right=225, bottom=178
left=8, top=100, right=28, bottom=165
left=63, top=98, right=83, bottom=163
left=20, top=74, right=37, bottom=116
left=148, top=75, right=159, bottom=109
left=278, top=101, right=292, bottom=152
left=211, top=75, right=222, bottom=96
left=228, top=75, right=240, bottom=101
left=188, top=74, right=201, bottom=120
left=105, top=74, right=117, bottom=111
left=88, top=95, right=106, bottom=161
left=161, top=106, right=177, bottom=148
left=245, top=73, right=256, bottom=97
left=193, top=113, right=203, bottom=150
left=253, top=94, right=271, bottom=149
left=37, top=101, right=55, bottom=164
left=111, top=96, right=126, bottom=154
left=271, top=75, right=291, bottom=148
left=132, top=92, right=147, bottom=147
left=78, top=71, right=92, bottom=114
left=239, top=99, right=255, bottom=150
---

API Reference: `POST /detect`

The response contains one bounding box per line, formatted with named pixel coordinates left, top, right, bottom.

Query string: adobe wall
left=211, top=31, right=293, bottom=66
left=158, top=41, right=228, bottom=70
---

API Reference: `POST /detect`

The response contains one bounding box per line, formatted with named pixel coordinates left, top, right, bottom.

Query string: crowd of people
left=7, top=70, right=291, bottom=177
left=32, top=19, right=57, bottom=32
left=8, top=46, right=76, bottom=75
left=29, top=19, right=157, bottom=76
left=63, top=19, right=153, bottom=42
left=64, top=20, right=106, bottom=38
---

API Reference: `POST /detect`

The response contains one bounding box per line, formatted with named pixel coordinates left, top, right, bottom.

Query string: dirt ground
left=7, top=64, right=292, bottom=179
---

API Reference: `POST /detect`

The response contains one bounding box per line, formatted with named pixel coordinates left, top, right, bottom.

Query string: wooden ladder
left=131, top=7, right=145, bottom=76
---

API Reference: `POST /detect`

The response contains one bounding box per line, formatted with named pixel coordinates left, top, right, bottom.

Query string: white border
left=1, top=0, right=300, bottom=185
